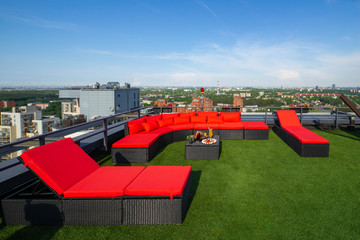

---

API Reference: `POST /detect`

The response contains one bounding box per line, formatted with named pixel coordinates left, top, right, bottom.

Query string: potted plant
left=187, top=135, right=195, bottom=143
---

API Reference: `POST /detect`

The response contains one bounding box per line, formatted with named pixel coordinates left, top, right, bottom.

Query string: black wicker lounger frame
left=1, top=158, right=192, bottom=225
left=273, top=124, right=329, bottom=157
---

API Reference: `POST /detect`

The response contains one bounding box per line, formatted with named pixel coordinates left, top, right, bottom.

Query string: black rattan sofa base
left=273, top=124, right=329, bottom=157
left=123, top=173, right=192, bottom=225
left=1, top=174, right=192, bottom=225
left=218, top=129, right=244, bottom=140
left=244, top=129, right=269, bottom=140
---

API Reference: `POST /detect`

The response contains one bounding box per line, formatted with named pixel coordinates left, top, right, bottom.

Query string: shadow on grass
left=320, top=129, right=360, bottom=141
left=189, top=171, right=202, bottom=208
left=6, top=225, right=61, bottom=240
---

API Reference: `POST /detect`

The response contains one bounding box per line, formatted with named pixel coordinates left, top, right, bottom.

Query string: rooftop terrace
left=1, top=128, right=360, bottom=239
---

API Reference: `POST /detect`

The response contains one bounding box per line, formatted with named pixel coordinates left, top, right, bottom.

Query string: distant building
left=59, top=82, right=140, bottom=121
left=332, top=84, right=336, bottom=90
left=29, top=116, right=61, bottom=136
left=35, top=103, right=49, bottom=110
left=0, top=101, right=16, bottom=109
left=153, top=99, right=168, bottom=107
left=0, top=106, right=42, bottom=139
left=61, top=100, right=80, bottom=119
left=190, top=97, right=213, bottom=112
left=233, top=94, right=244, bottom=112
left=239, top=92, right=252, bottom=98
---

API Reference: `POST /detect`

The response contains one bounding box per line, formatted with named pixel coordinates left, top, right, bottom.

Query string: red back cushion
left=162, top=113, right=179, bottom=119
left=191, top=116, right=207, bottom=123
left=174, top=116, right=190, bottom=125
left=276, top=110, right=301, bottom=127
left=128, top=123, right=145, bottom=134
left=157, top=118, right=174, bottom=127
left=197, top=112, right=218, bottom=117
left=142, top=120, right=159, bottom=132
left=147, top=115, right=162, bottom=121
left=20, top=138, right=100, bottom=196
left=220, top=112, right=241, bottom=122
left=179, top=112, right=197, bottom=117
left=207, top=116, right=223, bottom=123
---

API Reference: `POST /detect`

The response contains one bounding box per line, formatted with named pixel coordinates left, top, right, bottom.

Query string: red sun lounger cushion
left=112, top=134, right=161, bottom=148
left=276, top=110, right=302, bottom=127
left=282, top=126, right=329, bottom=144
left=125, top=166, right=192, bottom=199
left=20, top=138, right=100, bottom=196
left=241, top=121, right=269, bottom=129
left=64, top=166, right=146, bottom=198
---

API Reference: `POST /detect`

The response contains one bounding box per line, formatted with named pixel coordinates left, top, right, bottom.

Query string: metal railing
left=0, top=107, right=145, bottom=158
left=1, top=105, right=359, bottom=160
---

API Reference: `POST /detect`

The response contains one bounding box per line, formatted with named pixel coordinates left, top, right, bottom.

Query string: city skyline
left=1, top=0, right=360, bottom=88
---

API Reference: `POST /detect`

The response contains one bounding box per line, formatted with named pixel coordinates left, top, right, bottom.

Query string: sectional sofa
left=112, top=111, right=269, bottom=163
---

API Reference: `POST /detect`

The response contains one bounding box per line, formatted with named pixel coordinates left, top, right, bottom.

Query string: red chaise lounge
left=112, top=112, right=269, bottom=163
left=1, top=138, right=192, bottom=225
left=274, top=110, right=329, bottom=157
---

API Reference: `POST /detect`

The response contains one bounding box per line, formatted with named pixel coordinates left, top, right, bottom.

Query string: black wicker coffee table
left=185, top=135, right=220, bottom=160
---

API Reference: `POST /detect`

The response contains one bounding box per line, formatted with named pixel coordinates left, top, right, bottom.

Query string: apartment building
left=59, top=82, right=140, bottom=121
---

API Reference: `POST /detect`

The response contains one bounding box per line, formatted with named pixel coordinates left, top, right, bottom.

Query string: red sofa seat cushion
left=194, top=123, right=221, bottom=129
left=20, top=138, right=100, bottom=196
left=218, top=122, right=244, bottom=129
left=64, top=166, right=145, bottom=198
left=142, top=120, right=159, bottom=132
left=157, top=118, right=174, bottom=127
left=124, top=166, right=192, bottom=199
left=168, top=123, right=195, bottom=131
left=220, top=112, right=241, bottom=122
left=147, top=127, right=173, bottom=135
left=276, top=110, right=302, bottom=127
left=112, top=134, right=160, bottom=148
left=242, top=121, right=269, bottom=129
left=283, top=126, right=329, bottom=144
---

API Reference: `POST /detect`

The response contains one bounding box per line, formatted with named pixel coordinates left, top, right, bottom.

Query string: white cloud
left=152, top=40, right=360, bottom=87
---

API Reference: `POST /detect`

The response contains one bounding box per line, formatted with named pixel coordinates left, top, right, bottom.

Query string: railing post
left=103, top=119, right=108, bottom=151
left=335, top=107, right=338, bottom=129
left=300, top=107, right=303, bottom=125
left=265, top=107, right=268, bottom=124
left=38, top=136, right=45, bottom=146
left=137, top=109, right=141, bottom=118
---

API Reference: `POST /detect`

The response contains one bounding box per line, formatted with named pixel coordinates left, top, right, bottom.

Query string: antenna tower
left=217, top=80, right=220, bottom=95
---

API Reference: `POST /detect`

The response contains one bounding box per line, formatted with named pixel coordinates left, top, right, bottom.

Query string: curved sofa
left=112, top=112, right=269, bottom=163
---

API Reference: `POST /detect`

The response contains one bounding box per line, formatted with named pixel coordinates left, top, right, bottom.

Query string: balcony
left=0, top=107, right=360, bottom=238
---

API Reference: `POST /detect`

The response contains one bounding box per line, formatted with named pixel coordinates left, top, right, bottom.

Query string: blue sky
left=0, top=0, right=359, bottom=88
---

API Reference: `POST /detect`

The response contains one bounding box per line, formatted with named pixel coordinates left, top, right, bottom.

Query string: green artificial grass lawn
left=1, top=130, right=360, bottom=240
